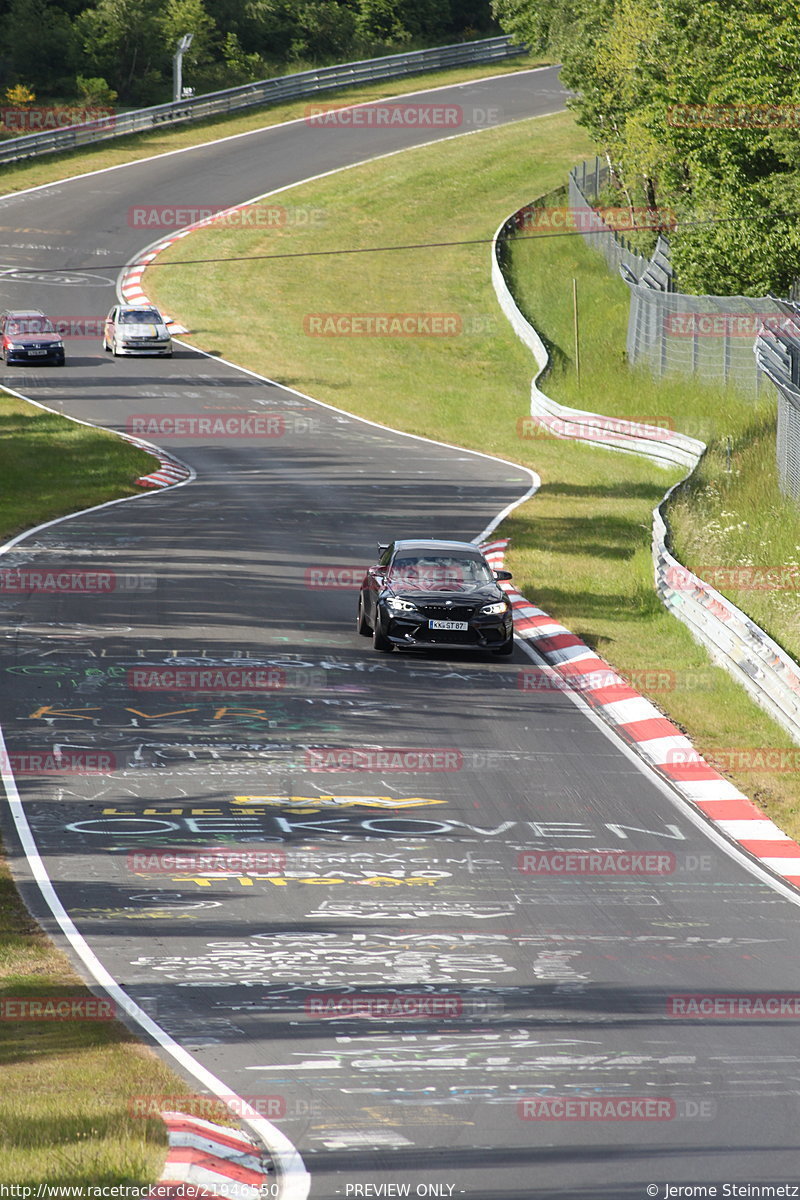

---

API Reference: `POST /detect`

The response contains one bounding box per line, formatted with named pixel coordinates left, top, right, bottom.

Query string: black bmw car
left=357, top=538, right=514, bottom=655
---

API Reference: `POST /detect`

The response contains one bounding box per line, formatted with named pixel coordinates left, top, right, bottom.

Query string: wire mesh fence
left=570, top=157, right=781, bottom=399
left=755, top=301, right=800, bottom=500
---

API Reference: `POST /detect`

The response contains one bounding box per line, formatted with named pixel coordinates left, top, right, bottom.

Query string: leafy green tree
left=6, top=0, right=78, bottom=91
left=77, top=0, right=163, bottom=102
left=158, top=0, right=219, bottom=74
left=493, top=0, right=800, bottom=294
left=289, top=1, right=358, bottom=61
left=355, top=0, right=412, bottom=48
left=76, top=74, right=117, bottom=104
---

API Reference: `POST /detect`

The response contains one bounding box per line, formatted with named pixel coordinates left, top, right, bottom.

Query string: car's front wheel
left=357, top=594, right=372, bottom=636
left=372, top=610, right=392, bottom=652
left=492, top=636, right=514, bottom=656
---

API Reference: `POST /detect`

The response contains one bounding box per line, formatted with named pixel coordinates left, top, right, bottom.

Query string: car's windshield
left=7, top=317, right=54, bottom=335
left=389, top=554, right=494, bottom=589
left=119, top=309, right=160, bottom=324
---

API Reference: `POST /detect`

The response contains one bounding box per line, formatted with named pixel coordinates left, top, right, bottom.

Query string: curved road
left=2, top=67, right=800, bottom=1199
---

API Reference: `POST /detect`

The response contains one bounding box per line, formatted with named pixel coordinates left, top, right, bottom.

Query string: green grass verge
left=146, top=109, right=800, bottom=840
left=0, top=396, right=195, bottom=1184
left=0, top=54, right=547, bottom=197
left=0, top=396, right=154, bottom=539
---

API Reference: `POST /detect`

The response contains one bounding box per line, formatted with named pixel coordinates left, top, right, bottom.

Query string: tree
left=492, top=0, right=800, bottom=294
left=158, top=0, right=219, bottom=74
left=77, top=0, right=164, bottom=102
left=6, top=0, right=78, bottom=92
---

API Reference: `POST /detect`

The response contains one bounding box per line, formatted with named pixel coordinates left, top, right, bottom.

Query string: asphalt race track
left=2, top=67, right=800, bottom=1199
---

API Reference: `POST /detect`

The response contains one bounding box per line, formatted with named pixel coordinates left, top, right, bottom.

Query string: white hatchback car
left=103, top=305, right=172, bottom=357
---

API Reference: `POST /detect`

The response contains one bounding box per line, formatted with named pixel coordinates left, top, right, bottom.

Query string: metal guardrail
left=0, top=36, right=526, bottom=166
left=653, top=496, right=800, bottom=745
left=492, top=198, right=703, bottom=471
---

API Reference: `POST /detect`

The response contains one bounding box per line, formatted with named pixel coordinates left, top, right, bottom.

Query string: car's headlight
left=52, top=341, right=63, bottom=349
left=8, top=342, right=25, bottom=349
left=481, top=601, right=509, bottom=615
left=386, top=596, right=418, bottom=613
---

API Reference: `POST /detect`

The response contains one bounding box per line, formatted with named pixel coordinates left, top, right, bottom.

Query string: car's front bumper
left=5, top=347, right=64, bottom=364
left=380, top=609, right=513, bottom=648
left=114, top=342, right=172, bottom=355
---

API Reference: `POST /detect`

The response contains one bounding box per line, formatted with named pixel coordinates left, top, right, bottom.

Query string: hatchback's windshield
left=119, top=310, right=160, bottom=324
left=7, top=318, right=54, bottom=335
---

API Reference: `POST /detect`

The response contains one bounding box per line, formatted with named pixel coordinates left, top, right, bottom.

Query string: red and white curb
left=122, top=433, right=191, bottom=490
left=147, top=1111, right=272, bottom=1199
left=482, top=538, right=800, bottom=889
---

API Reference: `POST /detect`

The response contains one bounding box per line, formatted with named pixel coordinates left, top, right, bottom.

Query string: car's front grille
left=416, top=605, right=475, bottom=621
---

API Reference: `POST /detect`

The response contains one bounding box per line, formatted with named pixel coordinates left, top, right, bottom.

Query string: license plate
left=429, top=619, right=468, bottom=631
left=28, top=349, right=47, bottom=356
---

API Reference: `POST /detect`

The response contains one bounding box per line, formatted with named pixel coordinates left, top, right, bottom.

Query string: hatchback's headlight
left=481, top=601, right=509, bottom=615
left=386, top=596, right=418, bottom=613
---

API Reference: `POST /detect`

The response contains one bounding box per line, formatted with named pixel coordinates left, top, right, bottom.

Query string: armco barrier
left=0, top=37, right=526, bottom=166
left=492, top=205, right=704, bottom=470
left=492, top=198, right=800, bottom=747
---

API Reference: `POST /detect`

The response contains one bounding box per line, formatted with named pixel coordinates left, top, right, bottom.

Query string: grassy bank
left=0, top=395, right=192, bottom=1184
left=0, top=53, right=546, bottom=197
left=0, top=397, right=153, bottom=540
left=146, top=109, right=800, bottom=837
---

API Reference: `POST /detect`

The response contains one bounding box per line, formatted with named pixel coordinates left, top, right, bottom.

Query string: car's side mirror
left=493, top=569, right=512, bottom=581
left=378, top=543, right=389, bottom=554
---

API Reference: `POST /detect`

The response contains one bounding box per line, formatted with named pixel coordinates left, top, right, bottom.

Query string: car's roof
left=392, top=539, right=484, bottom=554
left=3, top=309, right=47, bottom=318
left=119, top=305, right=161, bottom=314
